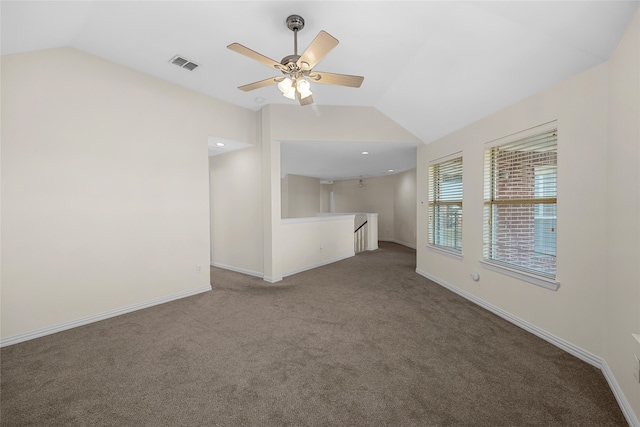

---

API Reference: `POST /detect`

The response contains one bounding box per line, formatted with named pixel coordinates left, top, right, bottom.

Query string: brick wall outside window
left=487, top=149, right=556, bottom=276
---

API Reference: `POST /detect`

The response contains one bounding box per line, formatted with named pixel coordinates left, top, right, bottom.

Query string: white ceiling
left=281, top=140, right=418, bottom=181
left=2, top=1, right=638, bottom=180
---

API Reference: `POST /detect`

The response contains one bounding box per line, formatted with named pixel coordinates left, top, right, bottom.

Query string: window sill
left=479, top=261, right=559, bottom=291
left=427, top=245, right=463, bottom=261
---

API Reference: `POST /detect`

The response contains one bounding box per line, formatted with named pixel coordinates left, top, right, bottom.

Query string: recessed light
left=216, top=142, right=225, bottom=147
left=361, top=151, right=369, bottom=155
left=388, top=169, right=394, bottom=172
left=255, top=97, right=265, bottom=104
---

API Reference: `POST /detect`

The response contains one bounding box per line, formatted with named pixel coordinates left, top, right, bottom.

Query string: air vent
left=169, top=55, right=199, bottom=71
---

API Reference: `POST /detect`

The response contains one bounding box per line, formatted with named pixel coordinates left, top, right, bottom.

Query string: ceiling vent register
left=169, top=55, right=199, bottom=71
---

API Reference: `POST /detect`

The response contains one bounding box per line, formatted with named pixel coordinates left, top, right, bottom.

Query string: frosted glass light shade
left=278, top=77, right=293, bottom=94
left=296, top=79, right=310, bottom=93
left=283, top=86, right=296, bottom=99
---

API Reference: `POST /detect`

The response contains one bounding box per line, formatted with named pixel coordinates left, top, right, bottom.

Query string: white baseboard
left=283, top=252, right=355, bottom=278
left=211, top=262, right=280, bottom=283
left=379, top=239, right=417, bottom=250
left=415, top=268, right=639, bottom=427
left=601, top=360, right=640, bottom=427
left=0, top=285, right=212, bottom=348
left=213, top=254, right=357, bottom=283
left=602, top=361, right=640, bottom=427
left=211, top=262, right=263, bottom=279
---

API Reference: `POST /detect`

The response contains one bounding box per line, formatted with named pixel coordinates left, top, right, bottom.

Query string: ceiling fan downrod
left=286, top=15, right=305, bottom=56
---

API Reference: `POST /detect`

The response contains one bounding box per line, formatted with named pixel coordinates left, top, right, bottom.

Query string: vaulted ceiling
left=2, top=1, right=638, bottom=179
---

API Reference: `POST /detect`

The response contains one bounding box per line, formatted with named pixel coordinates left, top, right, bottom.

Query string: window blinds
left=483, top=129, right=557, bottom=278
left=428, top=156, right=463, bottom=252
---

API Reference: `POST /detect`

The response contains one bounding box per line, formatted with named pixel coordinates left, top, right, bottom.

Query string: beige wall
left=209, top=145, right=263, bottom=277
left=320, top=184, right=332, bottom=213
left=331, top=170, right=417, bottom=247
left=1, top=47, right=256, bottom=342
left=260, top=106, right=282, bottom=282
left=281, top=174, right=321, bottom=218
left=417, top=9, right=639, bottom=421
left=278, top=169, right=418, bottom=248
left=393, top=169, right=417, bottom=248
left=281, top=175, right=289, bottom=218
left=333, top=176, right=395, bottom=239
left=281, top=169, right=417, bottom=247
left=605, top=10, right=640, bottom=418
left=281, top=215, right=355, bottom=276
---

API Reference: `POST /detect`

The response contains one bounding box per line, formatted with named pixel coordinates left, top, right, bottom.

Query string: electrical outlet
left=196, top=265, right=202, bottom=274
left=634, top=355, right=640, bottom=383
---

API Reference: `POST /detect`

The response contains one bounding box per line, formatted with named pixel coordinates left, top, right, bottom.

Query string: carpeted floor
left=0, top=242, right=627, bottom=426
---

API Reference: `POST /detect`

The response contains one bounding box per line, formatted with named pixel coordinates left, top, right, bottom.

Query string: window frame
left=427, top=153, right=463, bottom=259
left=481, top=122, right=560, bottom=291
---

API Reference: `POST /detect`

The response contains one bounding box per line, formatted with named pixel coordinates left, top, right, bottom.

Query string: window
left=483, top=127, right=557, bottom=281
left=428, top=155, right=463, bottom=254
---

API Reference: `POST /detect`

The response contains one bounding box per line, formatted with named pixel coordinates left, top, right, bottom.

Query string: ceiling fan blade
left=309, top=72, right=364, bottom=88
left=227, top=43, right=283, bottom=71
left=297, top=30, right=338, bottom=70
left=238, top=77, right=281, bottom=92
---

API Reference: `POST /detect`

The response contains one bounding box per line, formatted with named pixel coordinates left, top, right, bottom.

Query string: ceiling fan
left=227, top=14, right=364, bottom=106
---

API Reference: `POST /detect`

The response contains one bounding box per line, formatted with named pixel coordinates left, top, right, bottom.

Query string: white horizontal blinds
left=483, top=129, right=557, bottom=278
left=428, top=156, right=463, bottom=252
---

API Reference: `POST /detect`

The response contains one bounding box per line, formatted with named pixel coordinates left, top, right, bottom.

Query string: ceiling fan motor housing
left=281, top=54, right=301, bottom=68
left=280, top=54, right=311, bottom=77
left=286, top=15, right=305, bottom=32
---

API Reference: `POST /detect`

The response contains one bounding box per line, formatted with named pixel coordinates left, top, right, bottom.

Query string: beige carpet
left=0, top=242, right=627, bottom=426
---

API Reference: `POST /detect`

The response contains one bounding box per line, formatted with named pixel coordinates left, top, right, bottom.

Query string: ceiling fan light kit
left=227, top=14, right=364, bottom=106
left=277, top=76, right=312, bottom=100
